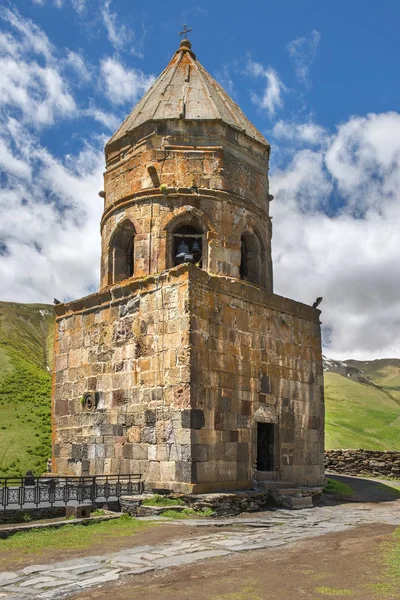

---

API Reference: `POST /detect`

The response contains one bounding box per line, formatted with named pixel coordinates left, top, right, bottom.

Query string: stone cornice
left=100, top=188, right=270, bottom=232
left=55, top=263, right=320, bottom=324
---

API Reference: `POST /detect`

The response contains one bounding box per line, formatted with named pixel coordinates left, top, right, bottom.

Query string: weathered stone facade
left=52, top=37, right=324, bottom=493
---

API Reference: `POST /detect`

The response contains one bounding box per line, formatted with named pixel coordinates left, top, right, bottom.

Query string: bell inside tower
left=173, top=225, right=203, bottom=267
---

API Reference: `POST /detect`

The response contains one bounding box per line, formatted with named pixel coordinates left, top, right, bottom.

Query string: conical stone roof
left=107, top=39, right=268, bottom=148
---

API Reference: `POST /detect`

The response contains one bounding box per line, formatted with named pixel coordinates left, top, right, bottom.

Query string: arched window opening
left=109, top=220, right=135, bottom=284
left=173, top=225, right=203, bottom=268
left=240, top=232, right=262, bottom=285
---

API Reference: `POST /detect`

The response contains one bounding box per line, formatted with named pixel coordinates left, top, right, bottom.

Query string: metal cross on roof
left=179, top=24, right=192, bottom=39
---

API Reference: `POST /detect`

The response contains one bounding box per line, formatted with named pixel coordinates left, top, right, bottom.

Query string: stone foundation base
left=121, top=486, right=323, bottom=516
left=148, top=480, right=253, bottom=494
left=269, top=487, right=322, bottom=510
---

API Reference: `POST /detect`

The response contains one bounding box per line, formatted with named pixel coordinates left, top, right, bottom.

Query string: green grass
left=142, top=494, right=185, bottom=506
left=0, top=302, right=54, bottom=476
left=366, top=526, right=400, bottom=597
left=323, top=478, right=355, bottom=497
left=383, top=527, right=400, bottom=593
left=0, top=514, right=152, bottom=554
left=316, top=588, right=354, bottom=596
left=161, top=507, right=214, bottom=518
left=325, top=372, right=400, bottom=450
left=214, top=586, right=262, bottom=600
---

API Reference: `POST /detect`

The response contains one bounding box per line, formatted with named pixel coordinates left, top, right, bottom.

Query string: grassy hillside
left=325, top=359, right=400, bottom=451
left=0, top=302, right=55, bottom=477
left=347, top=358, right=400, bottom=405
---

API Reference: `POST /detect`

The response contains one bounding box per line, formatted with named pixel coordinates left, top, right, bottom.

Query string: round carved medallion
left=82, top=391, right=97, bottom=412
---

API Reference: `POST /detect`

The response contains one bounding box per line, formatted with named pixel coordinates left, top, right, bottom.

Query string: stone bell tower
left=100, top=37, right=272, bottom=292
left=52, top=36, right=325, bottom=495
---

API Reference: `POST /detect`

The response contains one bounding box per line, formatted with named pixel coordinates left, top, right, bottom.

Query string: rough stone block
left=144, top=410, right=156, bottom=426
left=181, top=409, right=205, bottom=429
left=192, top=444, right=208, bottom=462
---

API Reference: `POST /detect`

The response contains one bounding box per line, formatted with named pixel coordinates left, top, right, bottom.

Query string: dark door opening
left=257, top=423, right=275, bottom=471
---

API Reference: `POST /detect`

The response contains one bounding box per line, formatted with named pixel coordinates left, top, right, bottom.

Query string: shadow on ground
left=323, top=473, right=400, bottom=504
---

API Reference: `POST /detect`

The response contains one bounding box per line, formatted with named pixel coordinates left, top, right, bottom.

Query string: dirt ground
left=72, top=523, right=398, bottom=600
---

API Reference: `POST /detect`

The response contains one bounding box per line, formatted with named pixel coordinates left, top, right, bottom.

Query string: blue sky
left=1, top=0, right=400, bottom=359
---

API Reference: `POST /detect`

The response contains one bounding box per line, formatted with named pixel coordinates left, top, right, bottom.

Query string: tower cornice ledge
left=100, top=187, right=271, bottom=232
left=54, top=263, right=320, bottom=324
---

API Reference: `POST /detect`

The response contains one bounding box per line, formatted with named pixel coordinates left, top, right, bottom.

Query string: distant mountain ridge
left=323, top=356, right=400, bottom=407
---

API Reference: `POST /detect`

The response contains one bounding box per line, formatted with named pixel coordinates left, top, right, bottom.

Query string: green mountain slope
left=0, top=302, right=55, bottom=477
left=346, top=358, right=400, bottom=405
left=324, top=358, right=400, bottom=450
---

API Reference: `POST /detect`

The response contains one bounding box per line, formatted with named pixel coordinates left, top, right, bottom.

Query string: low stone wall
left=121, top=491, right=272, bottom=517
left=182, top=491, right=272, bottom=515
left=0, top=501, right=120, bottom=525
left=325, top=450, right=400, bottom=478
left=0, top=507, right=65, bottom=525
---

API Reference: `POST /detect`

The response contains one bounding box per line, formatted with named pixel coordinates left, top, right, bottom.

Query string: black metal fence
left=0, top=474, right=143, bottom=510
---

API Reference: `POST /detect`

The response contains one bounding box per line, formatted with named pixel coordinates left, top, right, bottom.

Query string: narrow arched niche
left=108, top=220, right=136, bottom=284
left=240, top=229, right=262, bottom=285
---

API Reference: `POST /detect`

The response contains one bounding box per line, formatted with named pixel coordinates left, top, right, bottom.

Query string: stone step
left=254, top=471, right=276, bottom=481
left=274, top=487, right=321, bottom=496
left=273, top=495, right=314, bottom=510
left=253, top=480, right=295, bottom=491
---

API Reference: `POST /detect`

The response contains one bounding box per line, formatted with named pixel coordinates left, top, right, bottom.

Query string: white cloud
left=0, top=131, right=104, bottom=303
left=325, top=112, right=400, bottom=213
left=247, top=60, right=285, bottom=116
left=0, top=8, right=77, bottom=127
left=0, top=56, right=77, bottom=126
left=102, top=0, right=143, bottom=56
left=64, top=50, right=91, bottom=82
left=287, top=29, right=320, bottom=84
left=271, top=111, right=400, bottom=359
left=273, top=120, right=329, bottom=146
left=100, top=57, right=154, bottom=105
left=32, top=0, right=85, bottom=10
left=84, top=107, right=120, bottom=130
left=1, top=6, right=53, bottom=59
left=71, top=0, right=86, bottom=13
left=0, top=138, right=32, bottom=180
left=0, top=8, right=139, bottom=303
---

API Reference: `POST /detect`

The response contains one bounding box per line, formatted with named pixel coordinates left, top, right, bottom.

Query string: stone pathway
left=1, top=502, right=400, bottom=599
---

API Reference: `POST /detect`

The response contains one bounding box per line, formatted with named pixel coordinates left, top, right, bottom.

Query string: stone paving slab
left=1, top=502, right=400, bottom=599
left=75, top=570, right=121, bottom=588
left=0, top=575, right=20, bottom=588
left=152, top=549, right=230, bottom=569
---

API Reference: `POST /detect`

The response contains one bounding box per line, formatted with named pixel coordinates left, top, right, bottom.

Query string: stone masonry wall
left=104, top=122, right=269, bottom=211
left=188, top=267, right=325, bottom=491
left=52, top=268, right=194, bottom=487
left=325, top=449, right=400, bottom=478
left=52, top=264, right=324, bottom=493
